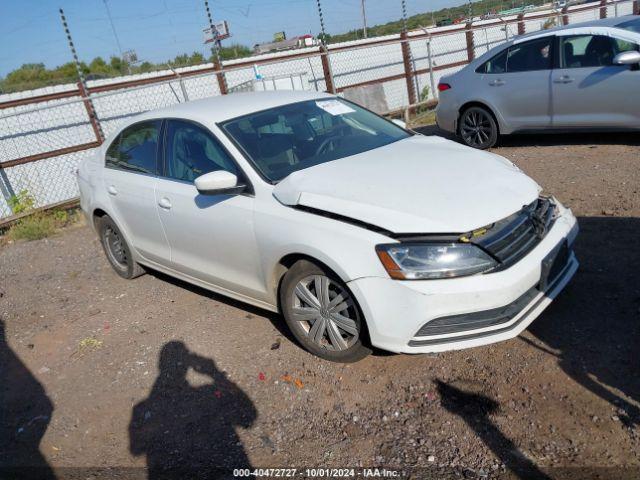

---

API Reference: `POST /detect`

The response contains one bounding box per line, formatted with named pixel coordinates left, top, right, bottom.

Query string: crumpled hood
left=273, top=135, right=540, bottom=234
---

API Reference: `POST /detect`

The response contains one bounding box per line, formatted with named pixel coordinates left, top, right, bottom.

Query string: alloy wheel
left=291, top=275, right=360, bottom=351
left=461, top=109, right=494, bottom=148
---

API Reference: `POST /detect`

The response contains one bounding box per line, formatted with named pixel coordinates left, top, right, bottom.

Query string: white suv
left=78, top=91, right=578, bottom=362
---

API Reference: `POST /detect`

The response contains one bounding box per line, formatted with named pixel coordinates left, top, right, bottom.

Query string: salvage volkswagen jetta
left=78, top=91, right=578, bottom=362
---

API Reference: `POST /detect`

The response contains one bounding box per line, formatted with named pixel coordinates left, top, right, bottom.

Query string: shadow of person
left=129, top=341, right=257, bottom=479
left=527, top=216, right=640, bottom=429
left=436, top=379, right=551, bottom=480
left=0, top=318, right=55, bottom=479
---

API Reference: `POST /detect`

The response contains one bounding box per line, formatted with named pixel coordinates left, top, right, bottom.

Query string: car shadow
left=129, top=340, right=257, bottom=479
left=415, top=124, right=640, bottom=147
left=525, top=216, right=640, bottom=429
left=143, top=268, right=297, bottom=347
left=0, top=318, right=56, bottom=479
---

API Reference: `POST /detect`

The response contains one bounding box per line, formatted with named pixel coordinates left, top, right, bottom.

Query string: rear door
left=102, top=120, right=169, bottom=264
left=154, top=119, right=266, bottom=300
left=551, top=33, right=640, bottom=128
left=475, top=36, right=554, bottom=131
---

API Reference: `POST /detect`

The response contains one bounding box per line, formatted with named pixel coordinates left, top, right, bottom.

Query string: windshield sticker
left=316, top=100, right=355, bottom=116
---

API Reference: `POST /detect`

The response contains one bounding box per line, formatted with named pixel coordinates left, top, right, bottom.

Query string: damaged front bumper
left=347, top=202, right=579, bottom=354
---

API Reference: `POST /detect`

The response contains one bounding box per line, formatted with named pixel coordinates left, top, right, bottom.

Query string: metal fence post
left=517, top=13, right=526, bottom=35
left=426, top=34, right=437, bottom=100
left=214, top=60, right=228, bottom=95
left=77, top=82, right=104, bottom=143
left=60, top=8, right=104, bottom=143
left=400, top=31, right=418, bottom=106
left=320, top=45, right=336, bottom=94
left=600, top=0, right=608, bottom=19
left=465, top=22, right=475, bottom=63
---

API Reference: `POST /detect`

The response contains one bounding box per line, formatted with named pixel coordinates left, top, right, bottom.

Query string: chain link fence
left=1, top=0, right=637, bottom=222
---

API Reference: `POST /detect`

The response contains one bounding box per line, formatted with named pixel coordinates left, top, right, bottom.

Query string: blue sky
left=0, top=0, right=464, bottom=76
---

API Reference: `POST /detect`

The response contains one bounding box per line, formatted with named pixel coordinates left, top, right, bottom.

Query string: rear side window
left=506, top=37, right=552, bottom=72
left=476, top=49, right=508, bottom=74
left=477, top=37, right=551, bottom=73
left=105, top=120, right=161, bottom=174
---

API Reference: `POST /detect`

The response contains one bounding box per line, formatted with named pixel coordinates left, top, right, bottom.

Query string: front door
left=154, top=119, right=266, bottom=300
left=552, top=34, right=640, bottom=128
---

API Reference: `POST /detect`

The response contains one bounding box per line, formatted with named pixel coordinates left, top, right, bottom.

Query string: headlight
left=376, top=243, right=497, bottom=280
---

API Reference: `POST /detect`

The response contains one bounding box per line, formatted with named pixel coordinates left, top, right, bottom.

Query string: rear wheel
left=459, top=106, right=498, bottom=149
left=97, top=215, right=145, bottom=279
left=280, top=260, right=372, bottom=362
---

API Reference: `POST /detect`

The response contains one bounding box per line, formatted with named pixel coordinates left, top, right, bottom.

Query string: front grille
left=414, top=287, right=539, bottom=337
left=474, top=197, right=555, bottom=268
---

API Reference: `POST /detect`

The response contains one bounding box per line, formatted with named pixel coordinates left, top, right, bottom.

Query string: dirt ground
left=1, top=130, right=639, bottom=480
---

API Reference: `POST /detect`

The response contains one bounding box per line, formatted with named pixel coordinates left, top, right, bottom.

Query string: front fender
left=254, top=202, right=393, bottom=305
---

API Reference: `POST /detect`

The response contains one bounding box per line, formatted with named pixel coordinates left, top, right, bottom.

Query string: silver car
left=436, top=15, right=640, bottom=149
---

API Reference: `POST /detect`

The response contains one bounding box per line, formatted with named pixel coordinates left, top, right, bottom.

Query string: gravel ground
left=1, top=130, right=639, bottom=480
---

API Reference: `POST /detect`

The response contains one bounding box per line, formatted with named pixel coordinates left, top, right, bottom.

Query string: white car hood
left=273, top=135, right=540, bottom=234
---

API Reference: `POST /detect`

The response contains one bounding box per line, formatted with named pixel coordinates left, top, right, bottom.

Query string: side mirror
left=613, top=50, right=640, bottom=66
left=392, top=119, right=407, bottom=129
left=194, top=170, right=245, bottom=195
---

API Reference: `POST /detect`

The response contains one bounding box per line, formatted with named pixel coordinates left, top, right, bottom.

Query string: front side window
left=163, top=120, right=239, bottom=182
left=106, top=120, right=161, bottom=174
left=506, top=37, right=552, bottom=72
left=221, top=99, right=410, bottom=182
left=560, top=35, right=638, bottom=68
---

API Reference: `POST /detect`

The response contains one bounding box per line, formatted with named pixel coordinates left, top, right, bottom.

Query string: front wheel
left=280, top=260, right=372, bottom=362
left=459, top=106, right=498, bottom=149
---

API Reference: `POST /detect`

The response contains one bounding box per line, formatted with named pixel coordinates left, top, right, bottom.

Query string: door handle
left=158, top=197, right=172, bottom=210
left=489, top=79, right=505, bottom=86
left=107, top=185, right=118, bottom=196
left=554, top=75, right=574, bottom=84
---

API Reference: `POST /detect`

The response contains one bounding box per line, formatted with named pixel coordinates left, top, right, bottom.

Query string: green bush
left=9, top=214, right=55, bottom=241
left=8, top=190, right=35, bottom=214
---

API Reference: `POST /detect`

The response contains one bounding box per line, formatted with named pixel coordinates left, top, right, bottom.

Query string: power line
left=102, top=0, right=125, bottom=59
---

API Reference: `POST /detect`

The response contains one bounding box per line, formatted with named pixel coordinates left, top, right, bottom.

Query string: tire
left=459, top=106, right=498, bottom=149
left=97, top=215, right=145, bottom=279
left=280, top=260, right=372, bottom=362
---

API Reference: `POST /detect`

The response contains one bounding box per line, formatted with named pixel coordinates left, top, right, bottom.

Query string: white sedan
left=78, top=91, right=578, bottom=362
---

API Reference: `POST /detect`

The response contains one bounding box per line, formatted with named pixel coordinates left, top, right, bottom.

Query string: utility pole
left=203, top=0, right=228, bottom=94
left=361, top=0, right=368, bottom=38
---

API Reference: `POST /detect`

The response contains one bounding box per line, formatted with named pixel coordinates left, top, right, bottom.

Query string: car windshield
left=220, top=98, right=411, bottom=182
left=616, top=18, right=640, bottom=33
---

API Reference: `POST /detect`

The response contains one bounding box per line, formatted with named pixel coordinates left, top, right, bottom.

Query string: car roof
left=466, top=14, right=639, bottom=67
left=515, top=14, right=637, bottom=41
left=133, top=90, right=333, bottom=125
